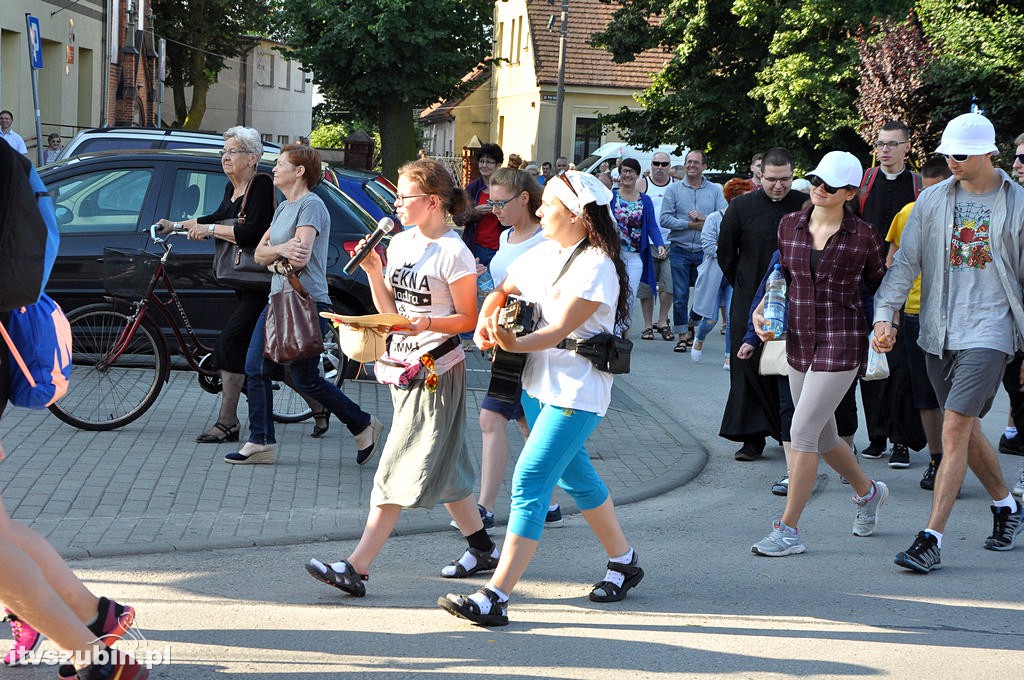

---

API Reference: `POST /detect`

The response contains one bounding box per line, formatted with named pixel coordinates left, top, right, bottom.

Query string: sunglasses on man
left=943, top=153, right=971, bottom=163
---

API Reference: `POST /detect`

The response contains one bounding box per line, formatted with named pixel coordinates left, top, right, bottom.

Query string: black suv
left=42, top=148, right=379, bottom=343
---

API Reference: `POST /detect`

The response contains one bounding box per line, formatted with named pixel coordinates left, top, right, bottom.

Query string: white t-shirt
left=385, top=227, right=476, bottom=375
left=642, top=177, right=674, bottom=242
left=488, top=226, right=546, bottom=285
left=506, top=239, right=619, bottom=416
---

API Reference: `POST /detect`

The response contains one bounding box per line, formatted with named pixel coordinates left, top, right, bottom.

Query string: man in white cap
left=873, top=112, right=1024, bottom=572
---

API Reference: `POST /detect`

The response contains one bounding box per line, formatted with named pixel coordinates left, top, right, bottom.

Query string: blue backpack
left=0, top=294, right=72, bottom=408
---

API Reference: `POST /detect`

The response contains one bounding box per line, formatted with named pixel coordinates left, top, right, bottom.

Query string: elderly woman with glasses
left=749, top=151, right=889, bottom=558
left=440, top=171, right=643, bottom=627
left=155, top=126, right=320, bottom=444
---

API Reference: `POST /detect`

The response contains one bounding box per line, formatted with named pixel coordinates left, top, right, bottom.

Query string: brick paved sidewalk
left=0, top=351, right=704, bottom=559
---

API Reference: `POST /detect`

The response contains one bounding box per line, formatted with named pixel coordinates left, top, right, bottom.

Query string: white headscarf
left=546, top=170, right=616, bottom=222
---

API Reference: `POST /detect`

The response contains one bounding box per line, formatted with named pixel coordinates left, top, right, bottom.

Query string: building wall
left=0, top=0, right=107, bottom=151
left=175, top=39, right=312, bottom=145
left=453, top=82, right=492, bottom=157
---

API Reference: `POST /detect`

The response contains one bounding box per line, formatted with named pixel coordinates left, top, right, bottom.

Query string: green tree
left=151, top=0, right=271, bottom=129
left=275, top=0, right=493, bottom=179
left=592, top=0, right=779, bottom=169
left=917, top=1, right=1024, bottom=149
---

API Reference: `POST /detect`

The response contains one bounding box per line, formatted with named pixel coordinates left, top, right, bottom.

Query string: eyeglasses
left=873, top=140, right=908, bottom=150
left=486, top=197, right=513, bottom=210
left=394, top=193, right=429, bottom=204
left=220, top=148, right=250, bottom=157
left=943, top=153, right=971, bottom=163
left=477, top=157, right=497, bottom=165
left=1015, top=154, right=1024, bottom=165
left=762, top=175, right=793, bottom=185
left=651, top=161, right=670, bottom=167
left=810, top=176, right=841, bottom=194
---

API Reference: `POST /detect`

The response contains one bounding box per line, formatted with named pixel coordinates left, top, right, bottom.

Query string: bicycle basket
left=103, top=248, right=161, bottom=298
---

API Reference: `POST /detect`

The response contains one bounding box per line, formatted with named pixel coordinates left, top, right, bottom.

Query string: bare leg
left=478, top=409, right=510, bottom=513
left=487, top=533, right=540, bottom=595
left=780, top=450, right=818, bottom=529
left=782, top=441, right=793, bottom=470
left=347, top=504, right=402, bottom=574
left=640, top=296, right=655, bottom=330
left=822, top=440, right=871, bottom=496
left=965, top=421, right=1011, bottom=500
left=446, top=495, right=485, bottom=536
left=579, top=496, right=629, bottom=557
left=658, top=292, right=674, bottom=328
left=927, top=410, right=976, bottom=533
left=921, top=408, right=943, bottom=454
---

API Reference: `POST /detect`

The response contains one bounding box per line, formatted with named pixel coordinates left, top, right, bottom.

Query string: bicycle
left=49, top=225, right=347, bottom=431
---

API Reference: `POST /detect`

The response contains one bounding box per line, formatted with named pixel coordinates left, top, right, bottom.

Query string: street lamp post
left=552, top=0, right=568, bottom=161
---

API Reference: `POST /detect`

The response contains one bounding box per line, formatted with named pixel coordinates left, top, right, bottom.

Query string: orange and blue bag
left=0, top=293, right=72, bottom=408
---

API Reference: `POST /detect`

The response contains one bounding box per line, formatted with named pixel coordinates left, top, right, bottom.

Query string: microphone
left=343, top=216, right=399, bottom=274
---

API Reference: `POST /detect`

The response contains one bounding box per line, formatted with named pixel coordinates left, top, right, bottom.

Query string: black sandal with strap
left=440, top=546, right=499, bottom=578
left=305, top=558, right=368, bottom=597
left=310, top=410, right=330, bottom=438
left=589, top=552, right=644, bottom=603
left=438, top=587, right=509, bottom=626
left=195, top=421, right=240, bottom=444
left=641, top=327, right=655, bottom=340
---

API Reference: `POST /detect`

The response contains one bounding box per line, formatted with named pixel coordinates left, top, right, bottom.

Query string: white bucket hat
left=934, top=112, right=998, bottom=156
left=806, top=151, right=863, bottom=189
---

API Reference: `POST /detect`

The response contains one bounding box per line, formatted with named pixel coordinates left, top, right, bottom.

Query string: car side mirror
left=55, top=205, right=72, bottom=226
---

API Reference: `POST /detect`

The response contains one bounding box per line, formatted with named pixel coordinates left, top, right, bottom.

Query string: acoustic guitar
left=486, top=295, right=537, bottom=403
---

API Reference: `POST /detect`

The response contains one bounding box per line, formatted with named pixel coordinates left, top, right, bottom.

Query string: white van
left=576, top=142, right=689, bottom=174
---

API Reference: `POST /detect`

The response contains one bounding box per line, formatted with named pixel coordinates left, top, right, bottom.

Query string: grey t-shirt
left=269, top=192, right=331, bottom=304
left=945, top=184, right=1013, bottom=353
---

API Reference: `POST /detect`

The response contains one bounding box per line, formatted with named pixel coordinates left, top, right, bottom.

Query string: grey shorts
left=638, top=257, right=673, bottom=299
left=925, top=348, right=1009, bottom=418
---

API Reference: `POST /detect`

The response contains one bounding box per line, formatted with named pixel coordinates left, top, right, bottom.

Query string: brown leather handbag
left=263, top=265, right=324, bottom=364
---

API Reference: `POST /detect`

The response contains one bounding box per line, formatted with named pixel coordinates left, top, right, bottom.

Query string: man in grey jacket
left=872, top=113, right=1024, bottom=572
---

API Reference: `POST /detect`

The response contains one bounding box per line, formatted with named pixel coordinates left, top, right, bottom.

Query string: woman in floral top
left=611, top=158, right=666, bottom=337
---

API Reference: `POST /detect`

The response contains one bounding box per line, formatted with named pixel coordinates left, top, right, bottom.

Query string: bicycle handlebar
left=149, top=223, right=187, bottom=246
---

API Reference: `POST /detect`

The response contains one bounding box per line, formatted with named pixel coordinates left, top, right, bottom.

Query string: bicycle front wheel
left=49, top=304, right=168, bottom=431
left=272, top=323, right=348, bottom=423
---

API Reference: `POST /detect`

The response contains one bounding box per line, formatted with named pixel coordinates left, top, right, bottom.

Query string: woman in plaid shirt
left=750, top=151, right=890, bottom=557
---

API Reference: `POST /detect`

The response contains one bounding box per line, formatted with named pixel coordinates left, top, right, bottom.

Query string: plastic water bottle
left=477, top=268, right=495, bottom=294
left=763, top=264, right=787, bottom=340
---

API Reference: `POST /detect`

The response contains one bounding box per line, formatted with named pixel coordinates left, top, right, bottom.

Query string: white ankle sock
left=924, top=529, right=942, bottom=548
left=548, top=503, right=559, bottom=512
left=1005, top=427, right=1018, bottom=439
left=329, top=560, right=350, bottom=574
left=601, top=548, right=635, bottom=589
left=468, top=584, right=508, bottom=614
left=855, top=481, right=876, bottom=503
left=993, top=494, right=1018, bottom=513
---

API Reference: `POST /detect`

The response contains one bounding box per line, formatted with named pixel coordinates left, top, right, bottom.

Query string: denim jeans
left=244, top=302, right=370, bottom=445
left=670, top=245, right=703, bottom=333
left=695, top=283, right=733, bottom=354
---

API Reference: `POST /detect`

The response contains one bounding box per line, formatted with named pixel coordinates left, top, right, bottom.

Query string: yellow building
left=420, top=0, right=670, bottom=166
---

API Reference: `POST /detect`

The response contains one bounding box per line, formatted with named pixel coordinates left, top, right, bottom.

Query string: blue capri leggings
left=508, top=393, right=609, bottom=541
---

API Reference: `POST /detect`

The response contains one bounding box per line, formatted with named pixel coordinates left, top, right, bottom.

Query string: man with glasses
left=858, top=121, right=926, bottom=468
left=718, top=147, right=808, bottom=462
left=636, top=152, right=677, bottom=340
left=873, top=112, right=1024, bottom=572
left=660, top=149, right=727, bottom=352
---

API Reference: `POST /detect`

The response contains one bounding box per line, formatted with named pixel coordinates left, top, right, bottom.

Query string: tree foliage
left=275, top=0, right=494, bottom=179
left=590, top=0, right=1024, bottom=170
left=856, top=14, right=938, bottom=165
left=151, top=0, right=272, bottom=129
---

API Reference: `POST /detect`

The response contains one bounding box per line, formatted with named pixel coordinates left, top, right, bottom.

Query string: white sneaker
left=690, top=347, right=703, bottom=363
left=355, top=416, right=384, bottom=465
left=1013, top=465, right=1024, bottom=498
left=852, top=480, right=888, bottom=537
left=751, top=520, right=805, bottom=556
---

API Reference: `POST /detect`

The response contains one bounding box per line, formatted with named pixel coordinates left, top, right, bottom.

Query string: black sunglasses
left=651, top=161, right=670, bottom=167
left=1015, top=154, right=1024, bottom=165
left=809, top=176, right=840, bottom=194
left=943, top=153, right=970, bottom=163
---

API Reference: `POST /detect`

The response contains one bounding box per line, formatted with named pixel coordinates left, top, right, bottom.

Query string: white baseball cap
left=934, top=112, right=998, bottom=156
left=806, top=151, right=863, bottom=189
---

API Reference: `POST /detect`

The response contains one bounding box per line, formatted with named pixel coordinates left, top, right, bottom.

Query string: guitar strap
left=553, top=239, right=589, bottom=286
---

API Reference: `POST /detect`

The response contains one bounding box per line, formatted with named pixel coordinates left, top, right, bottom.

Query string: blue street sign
left=27, top=15, right=43, bottom=70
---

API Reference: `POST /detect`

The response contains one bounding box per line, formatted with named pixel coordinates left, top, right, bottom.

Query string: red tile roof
left=419, top=65, right=490, bottom=123
left=527, top=0, right=669, bottom=89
